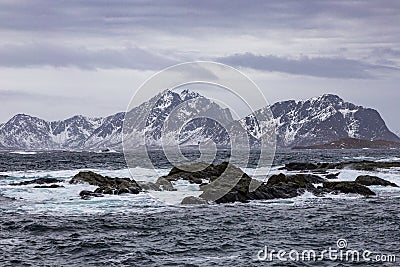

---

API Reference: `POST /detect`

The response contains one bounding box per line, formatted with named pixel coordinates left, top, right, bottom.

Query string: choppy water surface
left=1, top=149, right=400, bottom=266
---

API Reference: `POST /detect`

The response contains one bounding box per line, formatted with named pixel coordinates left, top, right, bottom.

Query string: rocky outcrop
left=161, top=162, right=227, bottom=184
left=10, top=177, right=63, bottom=186
left=155, top=177, right=175, bottom=191
left=199, top=164, right=255, bottom=203
left=79, top=190, right=104, bottom=200
left=284, top=161, right=400, bottom=172
left=355, top=175, right=398, bottom=187
left=161, top=162, right=380, bottom=204
left=138, top=181, right=162, bottom=191
left=34, top=184, right=65, bottom=189
left=325, top=172, right=340, bottom=179
left=205, top=172, right=329, bottom=204
left=322, top=182, right=375, bottom=196
left=137, top=177, right=176, bottom=192
left=70, top=171, right=142, bottom=197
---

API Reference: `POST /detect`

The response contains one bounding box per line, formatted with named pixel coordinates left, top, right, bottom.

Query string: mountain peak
left=179, top=89, right=201, bottom=101
left=311, top=94, right=344, bottom=104
left=268, top=94, right=399, bottom=147
left=0, top=93, right=398, bottom=150
left=9, top=114, right=45, bottom=125
left=11, top=113, right=32, bottom=120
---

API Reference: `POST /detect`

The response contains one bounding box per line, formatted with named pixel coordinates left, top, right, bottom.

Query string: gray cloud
left=217, top=53, right=399, bottom=79
left=0, top=0, right=399, bottom=131
left=0, top=0, right=399, bottom=35
left=0, top=43, right=177, bottom=70
left=0, top=0, right=399, bottom=76
left=1, top=43, right=398, bottom=78
left=0, top=89, right=80, bottom=102
left=372, top=48, right=400, bottom=57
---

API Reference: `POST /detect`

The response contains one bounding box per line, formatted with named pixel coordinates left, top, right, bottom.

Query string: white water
left=9, top=151, right=38, bottom=155
left=1, top=164, right=400, bottom=215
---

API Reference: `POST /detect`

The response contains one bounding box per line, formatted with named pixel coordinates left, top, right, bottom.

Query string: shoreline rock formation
left=159, top=162, right=383, bottom=205
left=70, top=171, right=142, bottom=199
left=64, top=161, right=398, bottom=203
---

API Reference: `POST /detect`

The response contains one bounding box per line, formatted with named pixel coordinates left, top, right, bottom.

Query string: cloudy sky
left=0, top=0, right=399, bottom=134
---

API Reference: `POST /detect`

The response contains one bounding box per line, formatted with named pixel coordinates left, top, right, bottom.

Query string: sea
left=0, top=149, right=399, bottom=266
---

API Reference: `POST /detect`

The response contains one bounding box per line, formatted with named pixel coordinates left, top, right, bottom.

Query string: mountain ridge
left=0, top=91, right=398, bottom=150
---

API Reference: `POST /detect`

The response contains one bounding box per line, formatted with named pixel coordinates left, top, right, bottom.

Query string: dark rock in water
left=138, top=181, right=161, bottom=191
left=70, top=171, right=110, bottom=186
left=205, top=172, right=326, bottom=204
left=0, top=175, right=10, bottom=178
left=94, top=185, right=140, bottom=195
left=156, top=177, right=176, bottom=191
left=322, top=182, right=376, bottom=196
left=326, top=172, right=340, bottom=179
left=164, top=162, right=376, bottom=204
left=181, top=196, right=208, bottom=205
left=285, top=162, right=319, bottom=171
left=355, top=175, right=398, bottom=187
left=284, top=161, right=400, bottom=172
left=34, top=184, right=65, bottom=189
left=137, top=178, right=176, bottom=192
left=267, top=173, right=326, bottom=186
left=199, top=163, right=253, bottom=203
left=162, top=162, right=228, bottom=185
left=253, top=173, right=325, bottom=199
left=10, top=177, right=62, bottom=186
left=79, top=190, right=104, bottom=200
left=70, top=171, right=142, bottom=195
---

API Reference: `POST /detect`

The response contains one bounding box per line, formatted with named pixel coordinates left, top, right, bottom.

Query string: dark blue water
left=1, top=150, right=399, bottom=266
left=1, top=148, right=399, bottom=171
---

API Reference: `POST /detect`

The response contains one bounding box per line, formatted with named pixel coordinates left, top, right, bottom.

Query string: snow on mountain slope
left=0, top=114, right=104, bottom=150
left=83, top=112, right=124, bottom=149
left=50, top=115, right=103, bottom=148
left=0, top=114, right=57, bottom=149
left=0, top=92, right=398, bottom=150
left=123, top=89, right=234, bottom=149
left=247, top=94, right=399, bottom=147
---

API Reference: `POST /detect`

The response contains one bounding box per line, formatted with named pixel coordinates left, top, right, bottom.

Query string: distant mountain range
left=0, top=90, right=398, bottom=150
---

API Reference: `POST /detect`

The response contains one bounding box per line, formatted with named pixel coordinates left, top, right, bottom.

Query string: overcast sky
left=0, top=0, right=399, bottom=134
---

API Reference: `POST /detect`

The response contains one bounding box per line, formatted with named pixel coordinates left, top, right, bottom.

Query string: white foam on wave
left=343, top=156, right=375, bottom=161
left=2, top=160, right=400, bottom=214
left=376, top=157, right=400, bottom=162
left=337, top=168, right=400, bottom=185
left=9, top=151, right=37, bottom=155
left=0, top=167, right=169, bottom=183
left=15, top=192, right=174, bottom=215
left=1, top=179, right=179, bottom=215
left=149, top=180, right=203, bottom=205
left=0, top=166, right=200, bottom=214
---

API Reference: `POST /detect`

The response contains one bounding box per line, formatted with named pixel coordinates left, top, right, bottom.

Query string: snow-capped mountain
left=123, top=89, right=234, bottom=149
left=0, top=114, right=104, bottom=150
left=0, top=114, right=57, bottom=149
left=83, top=112, right=125, bottom=149
left=247, top=94, right=399, bottom=147
left=0, top=91, right=398, bottom=150
left=51, top=115, right=103, bottom=148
